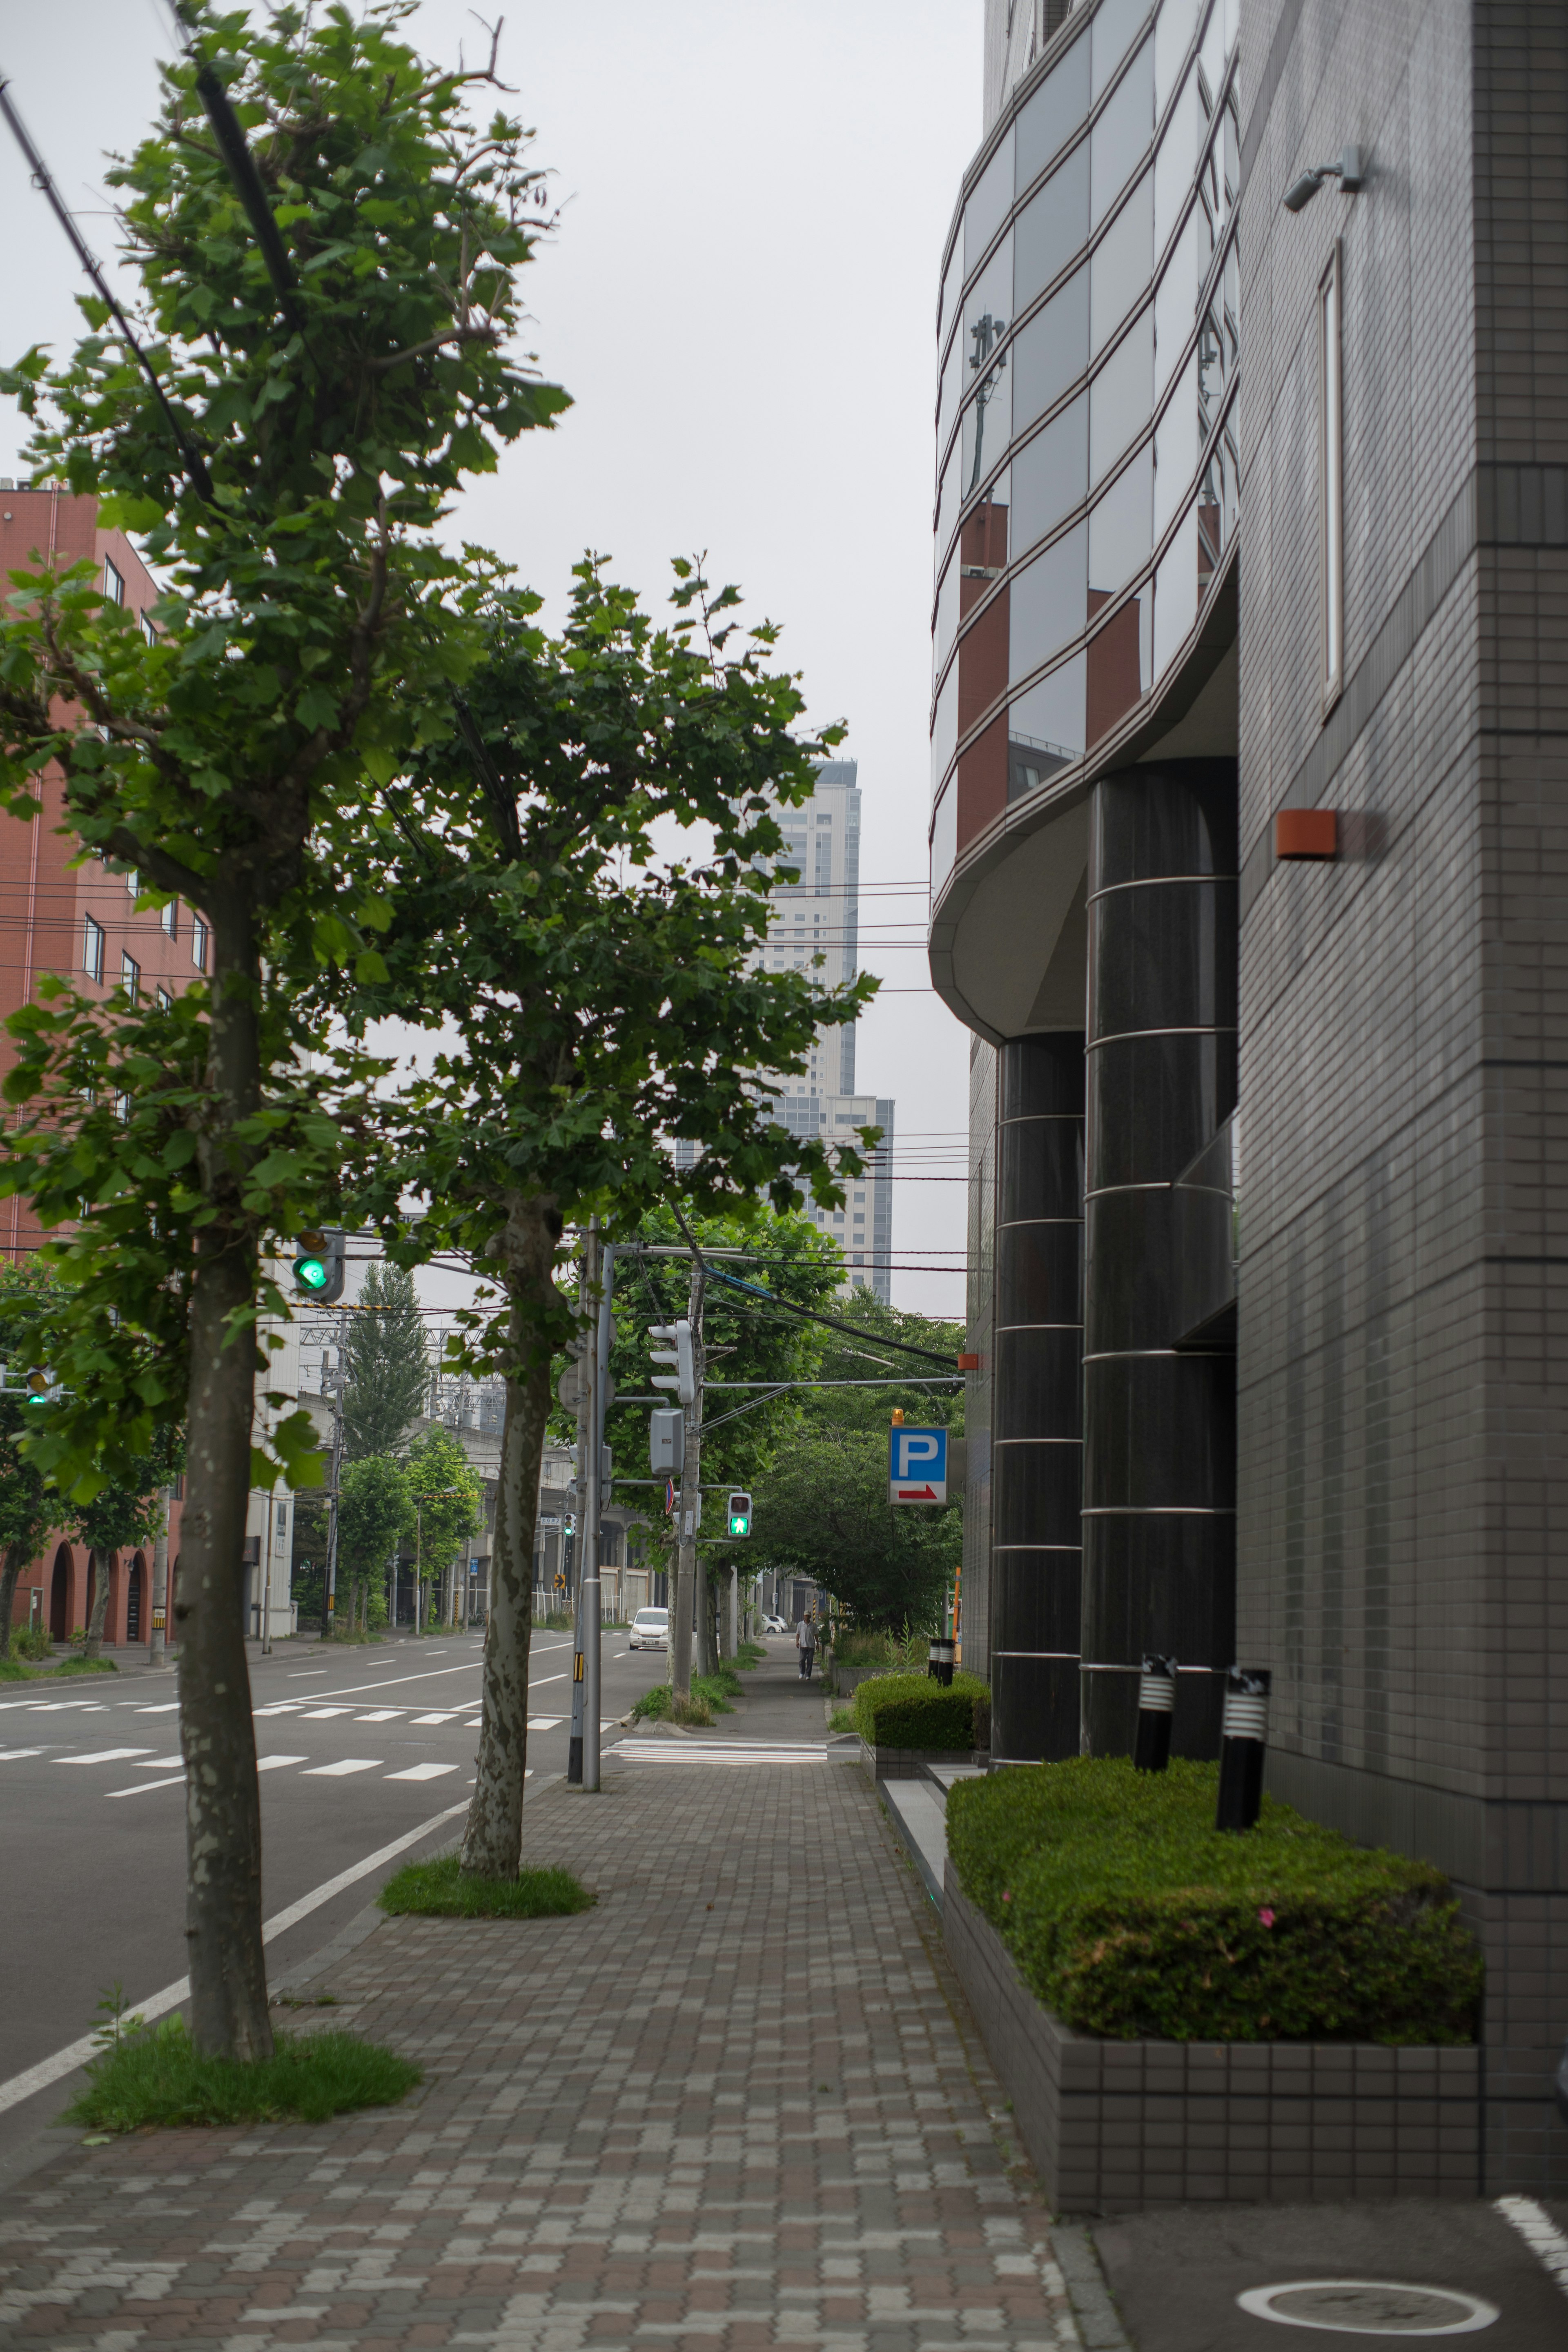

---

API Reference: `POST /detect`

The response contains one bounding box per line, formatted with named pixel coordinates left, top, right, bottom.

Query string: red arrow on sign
left=895, top=1484, right=940, bottom=1501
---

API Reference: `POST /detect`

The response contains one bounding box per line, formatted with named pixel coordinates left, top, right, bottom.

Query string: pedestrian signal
left=726, top=1491, right=752, bottom=1538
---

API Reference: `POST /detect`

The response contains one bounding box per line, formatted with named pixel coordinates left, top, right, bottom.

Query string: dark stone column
left=991, top=1034, right=1085, bottom=1764
left=1081, top=761, right=1238, bottom=1758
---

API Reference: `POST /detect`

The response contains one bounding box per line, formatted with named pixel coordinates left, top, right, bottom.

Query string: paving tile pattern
left=0, top=1693, right=1078, bottom=2350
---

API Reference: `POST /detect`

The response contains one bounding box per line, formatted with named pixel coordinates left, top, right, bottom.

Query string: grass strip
left=63, top=2020, right=419, bottom=2132
left=0, top=1654, right=119, bottom=1682
left=378, top=1854, right=593, bottom=1918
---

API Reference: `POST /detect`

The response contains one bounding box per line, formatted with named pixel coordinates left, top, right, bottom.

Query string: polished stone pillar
left=1081, top=761, right=1238, bottom=1758
left=991, top=1034, right=1085, bottom=1763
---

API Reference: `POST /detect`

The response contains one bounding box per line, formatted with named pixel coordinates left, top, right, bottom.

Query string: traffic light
left=727, top=1490, right=752, bottom=1538
left=649, top=1319, right=696, bottom=1405
left=293, top=1228, right=345, bottom=1304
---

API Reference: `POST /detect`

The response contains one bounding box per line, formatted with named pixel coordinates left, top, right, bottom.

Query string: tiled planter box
left=859, top=1739, right=987, bottom=1782
left=944, top=1871, right=1480, bottom=2213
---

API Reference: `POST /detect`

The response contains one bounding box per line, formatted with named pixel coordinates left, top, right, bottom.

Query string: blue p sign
left=889, top=1427, right=947, bottom=1505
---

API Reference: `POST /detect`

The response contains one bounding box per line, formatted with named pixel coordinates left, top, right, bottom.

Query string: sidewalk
left=0, top=1645, right=1096, bottom=2351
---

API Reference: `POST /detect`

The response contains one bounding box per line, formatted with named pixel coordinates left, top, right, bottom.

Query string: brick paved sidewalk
left=0, top=1659, right=1089, bottom=2352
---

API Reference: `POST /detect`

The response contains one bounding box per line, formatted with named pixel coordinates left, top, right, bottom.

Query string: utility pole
left=322, top=1322, right=345, bottom=1638
left=670, top=1250, right=706, bottom=1703
left=149, top=1483, right=172, bottom=1666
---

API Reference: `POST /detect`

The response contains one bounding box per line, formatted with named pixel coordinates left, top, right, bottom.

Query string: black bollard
left=1214, top=1667, right=1271, bottom=1831
left=928, top=1637, right=942, bottom=1682
left=931, top=1636, right=956, bottom=1688
left=1133, top=1654, right=1177, bottom=1772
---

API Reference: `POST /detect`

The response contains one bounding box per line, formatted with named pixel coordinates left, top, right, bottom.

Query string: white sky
left=0, top=0, right=982, bottom=1318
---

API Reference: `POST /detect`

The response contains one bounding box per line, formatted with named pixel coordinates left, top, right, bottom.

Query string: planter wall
left=860, top=1740, right=987, bottom=1783
left=944, top=1871, right=1480, bottom=2212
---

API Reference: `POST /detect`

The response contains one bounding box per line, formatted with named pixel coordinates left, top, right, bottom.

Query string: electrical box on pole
left=649, top=1320, right=695, bottom=1405
left=650, top=1407, right=684, bottom=1475
left=293, top=1228, right=345, bottom=1305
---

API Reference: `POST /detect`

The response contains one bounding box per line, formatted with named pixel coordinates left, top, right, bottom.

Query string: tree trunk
left=83, top=1546, right=116, bottom=1658
left=178, top=902, right=272, bottom=2063
left=0, top=1542, right=25, bottom=1659
left=460, top=1191, right=559, bottom=1880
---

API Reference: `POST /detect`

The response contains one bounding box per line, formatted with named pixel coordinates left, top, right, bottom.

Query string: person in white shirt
left=795, top=1611, right=816, bottom=1680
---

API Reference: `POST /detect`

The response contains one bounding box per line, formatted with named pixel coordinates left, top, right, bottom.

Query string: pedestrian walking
left=796, top=1610, right=816, bottom=1680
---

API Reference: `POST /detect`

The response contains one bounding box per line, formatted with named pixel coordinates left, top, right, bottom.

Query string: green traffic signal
left=292, top=1229, right=345, bottom=1303
left=727, top=1490, right=752, bottom=1538
left=296, top=1255, right=328, bottom=1292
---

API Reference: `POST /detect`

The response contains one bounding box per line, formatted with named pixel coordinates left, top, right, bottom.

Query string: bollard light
left=1215, top=1667, right=1272, bottom=1831
left=930, top=1636, right=956, bottom=1688
left=1134, top=1654, right=1177, bottom=1773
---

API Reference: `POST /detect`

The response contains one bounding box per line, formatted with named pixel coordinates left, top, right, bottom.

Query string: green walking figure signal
left=727, top=1491, right=752, bottom=1538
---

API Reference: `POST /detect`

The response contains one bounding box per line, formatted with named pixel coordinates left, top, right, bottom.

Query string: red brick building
left=0, top=486, right=191, bottom=1641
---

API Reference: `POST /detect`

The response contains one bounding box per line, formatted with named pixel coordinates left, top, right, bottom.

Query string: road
left=0, top=1624, right=667, bottom=2173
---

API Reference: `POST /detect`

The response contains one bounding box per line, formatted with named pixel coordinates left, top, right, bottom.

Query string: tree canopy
left=341, top=1263, right=429, bottom=1462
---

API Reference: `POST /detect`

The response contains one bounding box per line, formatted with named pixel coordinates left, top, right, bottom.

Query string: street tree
left=336, top=1451, right=412, bottom=1633
left=342, top=562, right=876, bottom=1878
left=752, top=1427, right=961, bottom=1633
left=342, top=1262, right=430, bottom=1462
left=0, top=2, right=565, bottom=2058
left=0, top=1264, right=61, bottom=1657
left=403, top=1427, right=481, bottom=1631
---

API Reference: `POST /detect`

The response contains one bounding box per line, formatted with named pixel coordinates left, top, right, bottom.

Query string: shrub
left=630, top=1683, right=714, bottom=1728
left=851, top=1670, right=989, bottom=1753
left=379, top=1855, right=592, bottom=1918
left=945, top=1757, right=1483, bottom=2046
left=63, top=2016, right=419, bottom=2131
left=12, top=1626, right=52, bottom=1661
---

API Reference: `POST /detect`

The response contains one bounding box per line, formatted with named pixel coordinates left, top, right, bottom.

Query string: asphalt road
left=0, top=1624, right=667, bottom=2173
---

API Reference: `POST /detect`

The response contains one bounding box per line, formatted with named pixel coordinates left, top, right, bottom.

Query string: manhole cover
left=1236, top=2281, right=1500, bottom=2336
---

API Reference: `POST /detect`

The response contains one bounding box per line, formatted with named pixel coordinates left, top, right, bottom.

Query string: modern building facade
left=683, top=759, right=896, bottom=1299
left=935, top=0, right=1568, bottom=2189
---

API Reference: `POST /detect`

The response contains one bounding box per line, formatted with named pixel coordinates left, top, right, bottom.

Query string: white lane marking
left=106, top=1775, right=185, bottom=1798
left=1494, top=2197, right=1568, bottom=2300
left=355, top=1709, right=404, bottom=1723
left=0, top=1798, right=468, bottom=2117
left=57, top=1748, right=154, bottom=1766
left=0, top=1748, right=43, bottom=1761
left=462, top=1718, right=481, bottom=1729
left=257, top=1754, right=307, bottom=1771
left=410, top=1711, right=459, bottom=1725
left=136, top=1703, right=180, bottom=1714
left=527, top=1717, right=563, bottom=1731
left=301, top=1758, right=379, bottom=1777
left=530, top=1674, right=567, bottom=1689
left=287, top=1670, right=328, bottom=1677
left=246, top=1642, right=573, bottom=1711
left=300, top=1706, right=353, bottom=1719
left=385, top=1762, right=457, bottom=1782
left=130, top=1756, right=184, bottom=1771
left=253, top=1702, right=303, bottom=1716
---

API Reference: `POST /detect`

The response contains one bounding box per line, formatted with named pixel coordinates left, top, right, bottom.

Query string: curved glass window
left=1154, top=349, right=1198, bottom=541
left=1089, top=443, right=1153, bottom=601
left=1090, top=172, right=1153, bottom=355
left=1016, top=34, right=1089, bottom=189
left=1013, top=264, right=1089, bottom=435
left=961, top=336, right=1012, bottom=501
left=1092, top=0, right=1149, bottom=100
left=965, top=126, right=1016, bottom=271
left=1090, top=38, right=1152, bottom=228
left=1155, top=0, right=1201, bottom=114
left=1015, top=140, right=1089, bottom=312
left=931, top=774, right=958, bottom=895
left=1153, top=502, right=1199, bottom=678
left=1009, top=521, right=1087, bottom=685
left=931, top=659, right=960, bottom=799
left=1154, top=211, right=1200, bottom=395
left=939, top=236, right=964, bottom=363
left=1154, top=69, right=1201, bottom=258
left=1011, top=655, right=1087, bottom=787
left=1089, top=308, right=1153, bottom=483
left=1012, top=393, right=1088, bottom=558
left=938, top=323, right=966, bottom=466
left=935, top=550, right=961, bottom=675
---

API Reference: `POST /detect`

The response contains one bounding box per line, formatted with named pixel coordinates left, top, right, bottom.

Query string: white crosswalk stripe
left=385, top=1761, right=458, bottom=1782
left=301, top=1758, right=379, bottom=1777
left=608, top=1737, right=835, bottom=1766
left=58, top=1748, right=154, bottom=1766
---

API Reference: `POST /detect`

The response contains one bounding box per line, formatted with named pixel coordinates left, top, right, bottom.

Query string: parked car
left=760, top=1613, right=788, bottom=1634
left=629, top=1607, right=669, bottom=1651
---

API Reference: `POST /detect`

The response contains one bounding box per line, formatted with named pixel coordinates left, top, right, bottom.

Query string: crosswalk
left=608, top=1737, right=840, bottom=1768
left=0, top=1697, right=580, bottom=1736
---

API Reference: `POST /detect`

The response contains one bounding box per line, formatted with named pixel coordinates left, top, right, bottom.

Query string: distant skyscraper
left=674, top=758, right=894, bottom=1302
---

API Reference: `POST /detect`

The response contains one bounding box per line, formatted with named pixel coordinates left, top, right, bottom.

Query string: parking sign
left=889, top=1426, right=948, bottom=1505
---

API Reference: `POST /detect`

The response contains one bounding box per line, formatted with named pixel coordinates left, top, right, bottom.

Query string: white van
left=629, top=1607, right=668, bottom=1652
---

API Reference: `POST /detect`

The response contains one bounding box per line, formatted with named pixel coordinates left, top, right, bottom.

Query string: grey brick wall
left=964, top=1036, right=997, bottom=1683
left=1237, top=0, right=1568, bottom=2191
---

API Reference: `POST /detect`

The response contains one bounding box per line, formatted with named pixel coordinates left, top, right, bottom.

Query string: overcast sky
left=0, top=0, right=982, bottom=1319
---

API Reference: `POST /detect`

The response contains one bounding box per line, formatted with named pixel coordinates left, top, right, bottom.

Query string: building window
left=82, top=914, right=104, bottom=983
left=103, top=557, right=125, bottom=607
left=1319, top=239, right=1343, bottom=712
left=191, top=915, right=209, bottom=972
left=156, top=986, right=174, bottom=1013
left=121, top=952, right=140, bottom=1002
left=141, top=610, right=156, bottom=646
left=124, top=867, right=138, bottom=898
left=160, top=898, right=177, bottom=939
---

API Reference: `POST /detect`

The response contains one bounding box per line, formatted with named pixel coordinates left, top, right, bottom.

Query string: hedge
left=852, top=1670, right=990, bottom=1752
left=945, top=1757, right=1482, bottom=2045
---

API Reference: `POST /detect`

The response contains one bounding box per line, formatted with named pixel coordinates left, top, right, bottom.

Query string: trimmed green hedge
left=946, top=1757, right=1482, bottom=2045
left=852, top=1670, right=990, bottom=1752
